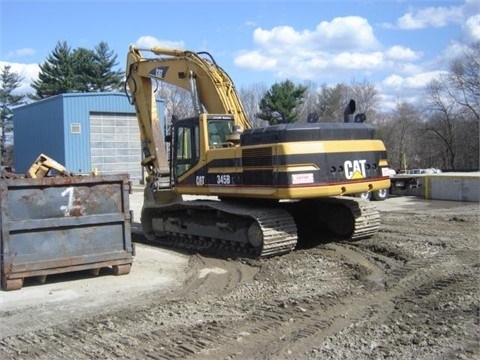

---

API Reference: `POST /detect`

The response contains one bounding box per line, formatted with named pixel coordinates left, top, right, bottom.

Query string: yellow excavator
left=125, top=45, right=391, bottom=258
left=0, top=153, right=71, bottom=179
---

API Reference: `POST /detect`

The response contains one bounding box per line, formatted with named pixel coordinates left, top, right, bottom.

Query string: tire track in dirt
left=0, top=243, right=476, bottom=360
left=187, top=239, right=478, bottom=359
left=205, top=211, right=478, bottom=358
left=129, top=231, right=477, bottom=360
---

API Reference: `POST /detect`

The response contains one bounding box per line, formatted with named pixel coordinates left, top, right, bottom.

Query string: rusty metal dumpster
left=0, top=174, right=134, bottom=290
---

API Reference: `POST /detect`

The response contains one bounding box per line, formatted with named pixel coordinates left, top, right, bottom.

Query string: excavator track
left=141, top=200, right=298, bottom=258
left=328, top=196, right=381, bottom=240
left=285, top=196, right=380, bottom=244
left=138, top=196, right=380, bottom=258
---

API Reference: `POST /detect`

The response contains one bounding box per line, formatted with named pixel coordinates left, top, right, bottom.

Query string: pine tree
left=256, top=80, right=307, bottom=125
left=31, top=40, right=125, bottom=99
left=0, top=65, right=25, bottom=165
left=31, top=41, right=74, bottom=99
left=93, top=41, right=124, bottom=91
left=72, top=47, right=98, bottom=92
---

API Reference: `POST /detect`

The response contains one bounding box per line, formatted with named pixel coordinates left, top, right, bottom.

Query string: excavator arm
left=126, top=46, right=250, bottom=128
left=125, top=46, right=251, bottom=185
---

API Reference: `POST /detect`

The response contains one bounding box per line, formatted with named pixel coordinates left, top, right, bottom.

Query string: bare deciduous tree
left=238, top=82, right=268, bottom=128
left=155, top=82, right=195, bottom=134
left=295, top=80, right=318, bottom=123
left=448, top=42, right=480, bottom=121
left=388, top=102, right=423, bottom=170
left=424, top=42, right=480, bottom=170
left=424, top=78, right=459, bottom=169
left=308, top=80, right=380, bottom=123
left=349, top=79, right=380, bottom=122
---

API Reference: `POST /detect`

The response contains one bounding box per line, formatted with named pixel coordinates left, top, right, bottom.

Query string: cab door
left=171, top=117, right=200, bottom=185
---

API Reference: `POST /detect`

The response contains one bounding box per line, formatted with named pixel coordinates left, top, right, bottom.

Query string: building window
left=71, top=123, right=81, bottom=134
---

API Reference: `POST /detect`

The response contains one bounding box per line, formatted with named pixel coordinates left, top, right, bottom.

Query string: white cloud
left=254, top=26, right=304, bottom=47
left=383, top=74, right=405, bottom=88
left=6, top=48, right=36, bottom=58
left=134, top=36, right=184, bottom=50
left=332, top=52, right=384, bottom=70
left=395, top=6, right=463, bottom=29
left=0, top=61, right=39, bottom=95
left=234, top=16, right=417, bottom=81
left=379, top=92, right=421, bottom=111
left=385, top=45, right=421, bottom=61
left=378, top=71, right=447, bottom=110
left=252, top=16, right=379, bottom=52
left=314, top=16, right=379, bottom=50
left=236, top=16, right=386, bottom=76
left=431, top=38, right=477, bottom=73
left=382, top=71, right=444, bottom=90
left=234, top=51, right=277, bottom=70
left=463, top=14, right=480, bottom=42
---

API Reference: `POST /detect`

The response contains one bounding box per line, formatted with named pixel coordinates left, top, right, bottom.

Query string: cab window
left=174, top=124, right=199, bottom=176
left=208, top=120, right=234, bottom=148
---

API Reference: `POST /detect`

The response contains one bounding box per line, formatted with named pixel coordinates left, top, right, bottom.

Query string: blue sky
left=1, top=0, right=479, bottom=109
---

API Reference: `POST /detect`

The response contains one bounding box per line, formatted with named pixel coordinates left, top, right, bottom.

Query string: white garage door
left=90, top=112, right=143, bottom=183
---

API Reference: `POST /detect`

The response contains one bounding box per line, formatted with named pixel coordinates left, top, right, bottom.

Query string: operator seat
left=209, top=133, right=222, bottom=148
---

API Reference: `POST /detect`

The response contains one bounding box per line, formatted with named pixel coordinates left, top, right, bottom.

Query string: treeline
left=1, top=41, right=478, bottom=171
left=31, top=41, right=124, bottom=98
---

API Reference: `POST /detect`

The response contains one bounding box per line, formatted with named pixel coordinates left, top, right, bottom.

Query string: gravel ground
left=0, top=190, right=478, bottom=360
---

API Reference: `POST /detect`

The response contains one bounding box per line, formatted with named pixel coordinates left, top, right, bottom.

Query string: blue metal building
left=13, top=92, right=164, bottom=183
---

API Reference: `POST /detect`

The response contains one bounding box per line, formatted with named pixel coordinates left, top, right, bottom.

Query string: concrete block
left=424, top=172, right=479, bottom=202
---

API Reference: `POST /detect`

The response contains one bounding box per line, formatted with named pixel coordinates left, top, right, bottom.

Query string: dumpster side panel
left=1, top=174, right=133, bottom=289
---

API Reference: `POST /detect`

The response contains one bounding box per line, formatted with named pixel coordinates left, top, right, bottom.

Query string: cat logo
left=344, top=159, right=367, bottom=179
left=149, top=66, right=168, bottom=80
left=196, top=175, right=205, bottom=186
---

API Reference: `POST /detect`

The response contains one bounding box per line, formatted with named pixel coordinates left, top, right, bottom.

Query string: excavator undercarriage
left=139, top=196, right=379, bottom=259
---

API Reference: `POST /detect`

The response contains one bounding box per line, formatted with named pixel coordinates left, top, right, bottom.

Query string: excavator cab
left=170, top=114, right=236, bottom=184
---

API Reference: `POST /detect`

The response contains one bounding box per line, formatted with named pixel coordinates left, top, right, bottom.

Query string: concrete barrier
left=424, top=172, right=479, bottom=202
left=391, top=172, right=479, bottom=202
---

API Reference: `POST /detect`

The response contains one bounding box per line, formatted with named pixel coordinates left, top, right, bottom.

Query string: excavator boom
left=126, top=45, right=251, bottom=188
